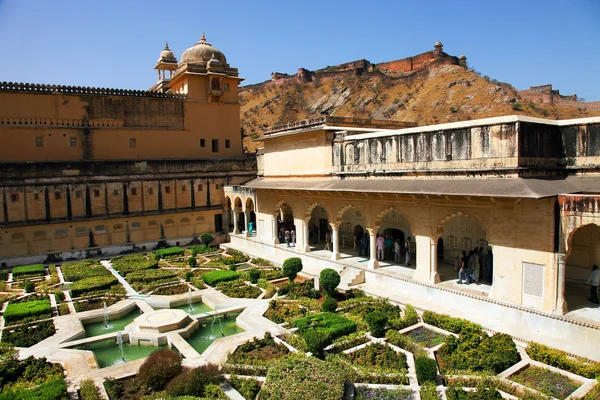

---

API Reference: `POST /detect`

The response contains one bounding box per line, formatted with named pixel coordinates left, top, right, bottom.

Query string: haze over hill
left=239, top=63, right=600, bottom=153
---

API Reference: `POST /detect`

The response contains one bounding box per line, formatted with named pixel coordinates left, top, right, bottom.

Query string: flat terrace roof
left=243, top=175, right=600, bottom=199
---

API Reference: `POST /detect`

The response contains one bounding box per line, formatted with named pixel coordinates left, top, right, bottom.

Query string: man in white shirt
left=587, top=264, right=599, bottom=304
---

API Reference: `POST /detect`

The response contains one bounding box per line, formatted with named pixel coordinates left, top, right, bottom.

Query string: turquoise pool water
left=185, top=314, right=243, bottom=355
left=83, top=309, right=140, bottom=337
left=77, top=339, right=167, bottom=368
left=171, top=302, right=213, bottom=314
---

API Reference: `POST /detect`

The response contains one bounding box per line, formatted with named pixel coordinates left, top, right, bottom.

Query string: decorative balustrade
left=0, top=81, right=186, bottom=99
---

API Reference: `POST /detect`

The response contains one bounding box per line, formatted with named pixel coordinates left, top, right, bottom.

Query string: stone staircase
left=339, top=267, right=365, bottom=290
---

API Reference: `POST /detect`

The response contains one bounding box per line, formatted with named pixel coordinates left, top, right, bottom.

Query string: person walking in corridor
left=404, top=237, right=412, bottom=266
left=587, top=264, right=599, bottom=304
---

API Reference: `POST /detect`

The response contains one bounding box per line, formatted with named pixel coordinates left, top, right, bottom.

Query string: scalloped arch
left=335, top=204, right=365, bottom=224
left=305, top=202, right=328, bottom=219
left=436, top=212, right=488, bottom=237
left=565, top=222, right=600, bottom=255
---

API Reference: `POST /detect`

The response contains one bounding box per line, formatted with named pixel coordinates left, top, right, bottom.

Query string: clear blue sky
left=0, top=0, right=598, bottom=101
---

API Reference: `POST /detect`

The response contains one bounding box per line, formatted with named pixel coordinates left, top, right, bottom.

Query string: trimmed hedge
left=415, top=355, right=438, bottom=384
left=422, top=311, right=482, bottom=335
left=12, top=264, right=45, bottom=278
left=526, top=342, right=600, bottom=379
left=202, top=270, right=240, bottom=286
left=3, top=299, right=51, bottom=322
left=155, top=247, right=185, bottom=259
left=294, top=312, right=356, bottom=345
left=61, top=260, right=110, bottom=282
left=190, top=244, right=220, bottom=256
left=69, top=276, right=118, bottom=298
left=1, top=320, right=56, bottom=347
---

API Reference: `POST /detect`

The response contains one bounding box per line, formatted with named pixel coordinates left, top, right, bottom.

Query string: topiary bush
left=155, top=247, right=184, bottom=260
left=79, top=379, right=101, bottom=400
left=137, top=348, right=182, bottom=392
left=54, top=290, right=65, bottom=302
left=23, top=281, right=35, bottom=293
left=365, top=311, right=388, bottom=338
left=185, top=271, right=194, bottom=282
left=415, top=355, right=438, bottom=384
left=319, top=268, right=340, bottom=296
left=322, top=296, right=338, bottom=313
left=200, top=233, right=214, bottom=246
left=282, top=257, right=303, bottom=282
left=248, top=269, right=261, bottom=284
left=188, top=257, right=197, bottom=268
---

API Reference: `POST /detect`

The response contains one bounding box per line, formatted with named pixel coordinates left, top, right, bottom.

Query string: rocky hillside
left=239, top=64, right=600, bottom=152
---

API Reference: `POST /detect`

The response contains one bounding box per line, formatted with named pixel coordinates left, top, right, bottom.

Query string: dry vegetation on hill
left=239, top=65, right=600, bottom=152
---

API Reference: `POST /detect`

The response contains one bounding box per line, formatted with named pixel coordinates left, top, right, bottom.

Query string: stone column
left=301, top=218, right=311, bottom=253
left=244, top=210, right=251, bottom=238
left=554, top=253, right=569, bottom=315
left=367, top=228, right=379, bottom=269
left=223, top=209, right=230, bottom=233
left=233, top=210, right=240, bottom=234
left=272, top=215, right=280, bottom=245
left=330, top=223, right=341, bottom=260
left=413, top=235, right=439, bottom=283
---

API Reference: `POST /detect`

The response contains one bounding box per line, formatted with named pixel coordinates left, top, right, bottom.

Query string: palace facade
left=225, top=115, right=600, bottom=316
left=0, top=34, right=256, bottom=264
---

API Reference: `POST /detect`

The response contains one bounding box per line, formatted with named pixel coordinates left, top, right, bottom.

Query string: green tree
left=282, top=258, right=303, bottom=282
left=319, top=268, right=340, bottom=295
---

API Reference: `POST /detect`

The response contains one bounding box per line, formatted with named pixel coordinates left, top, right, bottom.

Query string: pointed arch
left=233, top=196, right=243, bottom=210
left=436, top=211, right=488, bottom=238
left=335, top=204, right=363, bottom=224
left=274, top=199, right=291, bottom=215
left=305, top=201, right=328, bottom=219
left=565, top=222, right=600, bottom=256
left=374, top=207, right=411, bottom=229
left=245, top=197, right=255, bottom=212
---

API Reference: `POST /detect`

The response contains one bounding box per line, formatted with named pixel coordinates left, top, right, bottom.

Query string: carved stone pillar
left=244, top=211, right=251, bottom=238
left=330, top=223, right=341, bottom=260
left=233, top=210, right=240, bottom=234
left=301, top=219, right=311, bottom=253
left=367, top=228, right=379, bottom=269
left=554, top=253, right=569, bottom=315
left=272, top=215, right=280, bottom=245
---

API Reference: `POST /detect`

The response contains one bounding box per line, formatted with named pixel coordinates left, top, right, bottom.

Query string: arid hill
left=239, top=64, right=600, bottom=153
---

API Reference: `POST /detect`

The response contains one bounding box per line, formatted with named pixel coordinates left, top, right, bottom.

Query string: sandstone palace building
left=0, top=34, right=255, bottom=264
left=225, top=115, right=600, bottom=332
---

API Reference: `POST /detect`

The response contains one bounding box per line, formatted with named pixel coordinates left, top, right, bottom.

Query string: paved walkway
left=100, top=260, right=138, bottom=297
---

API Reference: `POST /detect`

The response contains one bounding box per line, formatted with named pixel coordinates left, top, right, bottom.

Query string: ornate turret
left=434, top=41, right=443, bottom=57
left=154, top=42, right=178, bottom=89
left=459, top=54, right=467, bottom=67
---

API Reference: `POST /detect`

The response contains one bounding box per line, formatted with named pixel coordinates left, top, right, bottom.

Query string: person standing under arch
left=587, top=265, right=599, bottom=304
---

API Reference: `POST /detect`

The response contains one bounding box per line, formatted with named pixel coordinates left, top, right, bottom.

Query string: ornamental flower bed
left=327, top=331, right=369, bottom=353
left=228, top=376, right=261, bottom=400
left=73, top=296, right=121, bottom=312
left=224, top=248, right=251, bottom=264
left=355, top=386, right=413, bottom=400
left=110, top=254, right=157, bottom=275
left=509, top=365, right=580, bottom=399
left=152, top=283, right=190, bottom=295
left=3, top=298, right=52, bottom=323
left=69, top=275, right=120, bottom=298
left=226, top=333, right=289, bottom=367
left=525, top=342, right=600, bottom=379
left=126, top=268, right=177, bottom=283
left=11, top=264, right=45, bottom=279
left=335, top=342, right=409, bottom=384
left=1, top=319, right=56, bottom=347
left=216, top=280, right=262, bottom=299
left=250, top=256, right=273, bottom=266
left=61, top=260, right=111, bottom=282
left=406, top=327, right=446, bottom=348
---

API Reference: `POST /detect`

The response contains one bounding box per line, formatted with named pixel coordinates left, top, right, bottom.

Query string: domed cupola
left=180, top=32, right=227, bottom=65
left=158, top=42, right=177, bottom=64
left=207, top=53, right=223, bottom=71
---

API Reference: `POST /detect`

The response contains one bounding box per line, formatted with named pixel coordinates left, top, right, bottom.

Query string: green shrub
left=110, top=254, right=157, bottom=275
left=420, top=382, right=440, bottom=400
left=512, top=102, right=522, bottom=111
left=12, top=264, right=45, bottom=278
left=69, top=275, right=118, bottom=297
left=422, top=311, right=482, bottom=335
left=229, top=376, right=260, bottom=400
left=185, top=271, right=194, bottom=282
left=282, top=257, right=303, bottom=282
left=202, top=270, right=240, bottom=286
left=155, top=247, right=185, bottom=259
left=126, top=269, right=176, bottom=283
left=0, top=377, right=67, bottom=400
left=1, top=320, right=56, bottom=347
left=294, top=312, right=356, bottom=355
left=23, top=282, right=35, bottom=293
left=3, top=299, right=51, bottom=322
left=526, top=342, right=600, bottom=379
left=322, top=296, right=338, bottom=313
left=200, top=233, right=214, bottom=246
left=229, top=264, right=237, bottom=272
left=251, top=257, right=272, bottom=266
left=319, top=269, right=340, bottom=295
left=190, top=244, right=219, bottom=256
left=303, top=329, right=330, bottom=357
left=188, top=257, right=197, bottom=268
left=0, top=271, right=8, bottom=281
left=344, top=342, right=408, bottom=375
left=54, top=290, right=65, bottom=302
left=446, top=387, right=502, bottom=400
left=166, top=363, right=221, bottom=397
left=365, top=311, right=388, bottom=337
left=137, top=348, right=182, bottom=392
left=248, top=269, right=261, bottom=284
left=79, top=379, right=101, bottom=400
left=261, top=355, right=348, bottom=400
left=415, top=355, right=438, bottom=384
left=438, top=332, right=519, bottom=374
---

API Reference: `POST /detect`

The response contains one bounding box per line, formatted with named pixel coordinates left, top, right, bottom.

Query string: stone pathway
left=100, top=260, right=138, bottom=296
